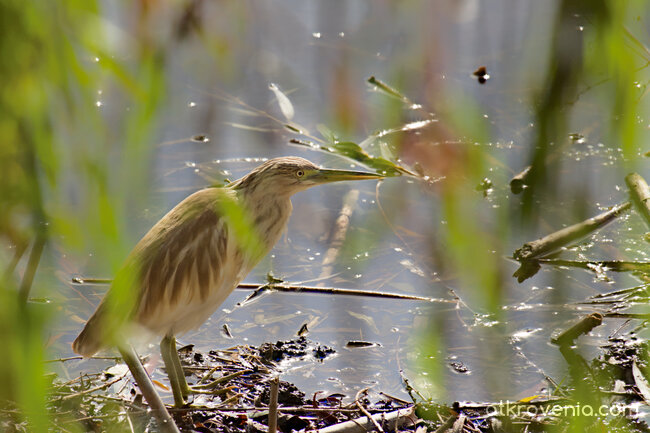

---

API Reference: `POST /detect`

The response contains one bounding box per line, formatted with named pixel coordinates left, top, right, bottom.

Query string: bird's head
left=231, top=156, right=383, bottom=197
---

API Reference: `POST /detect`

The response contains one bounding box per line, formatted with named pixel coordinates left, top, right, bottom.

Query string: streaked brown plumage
left=72, top=156, right=382, bottom=406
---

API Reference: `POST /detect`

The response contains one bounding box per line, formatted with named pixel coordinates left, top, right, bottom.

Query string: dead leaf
left=632, top=361, right=650, bottom=403
left=348, top=311, right=380, bottom=334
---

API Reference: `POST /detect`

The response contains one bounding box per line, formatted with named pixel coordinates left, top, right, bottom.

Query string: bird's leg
left=167, top=335, right=194, bottom=397
left=160, top=335, right=187, bottom=407
left=162, top=335, right=231, bottom=402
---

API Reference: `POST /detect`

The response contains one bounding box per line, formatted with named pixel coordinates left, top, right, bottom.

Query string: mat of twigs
left=40, top=337, right=416, bottom=432
left=12, top=324, right=650, bottom=433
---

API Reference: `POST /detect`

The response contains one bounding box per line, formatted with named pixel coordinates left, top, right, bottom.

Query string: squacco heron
left=72, top=156, right=382, bottom=407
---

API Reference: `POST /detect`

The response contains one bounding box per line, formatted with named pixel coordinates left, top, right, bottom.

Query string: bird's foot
left=180, top=369, right=248, bottom=397
left=185, top=384, right=234, bottom=396
left=168, top=384, right=234, bottom=408
left=175, top=380, right=236, bottom=404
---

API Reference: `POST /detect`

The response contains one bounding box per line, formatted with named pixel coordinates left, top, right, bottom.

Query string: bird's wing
left=131, top=188, right=232, bottom=325
left=72, top=187, right=235, bottom=356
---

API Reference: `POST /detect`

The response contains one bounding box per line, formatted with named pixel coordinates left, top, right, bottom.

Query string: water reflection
left=44, top=0, right=650, bottom=407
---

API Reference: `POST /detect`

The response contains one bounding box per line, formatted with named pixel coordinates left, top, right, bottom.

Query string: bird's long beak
left=311, top=168, right=383, bottom=183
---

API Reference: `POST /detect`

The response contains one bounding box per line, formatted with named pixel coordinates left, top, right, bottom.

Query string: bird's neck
left=237, top=189, right=293, bottom=251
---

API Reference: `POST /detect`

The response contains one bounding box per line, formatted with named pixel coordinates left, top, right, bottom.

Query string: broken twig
left=268, top=376, right=279, bottom=433
left=626, top=172, right=650, bottom=229
left=432, top=412, right=459, bottom=433
left=56, top=375, right=125, bottom=401
left=510, top=165, right=532, bottom=194
left=72, top=278, right=444, bottom=303
left=355, top=388, right=384, bottom=433
left=310, top=406, right=415, bottom=433
left=551, top=312, right=603, bottom=346
left=537, top=259, right=650, bottom=273
left=237, top=283, right=444, bottom=303
left=513, top=202, right=631, bottom=260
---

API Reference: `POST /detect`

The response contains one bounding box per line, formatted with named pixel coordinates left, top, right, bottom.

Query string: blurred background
left=0, top=0, right=648, bottom=430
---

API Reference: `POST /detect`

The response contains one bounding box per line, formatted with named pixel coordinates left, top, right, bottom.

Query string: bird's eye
left=296, top=170, right=305, bottom=178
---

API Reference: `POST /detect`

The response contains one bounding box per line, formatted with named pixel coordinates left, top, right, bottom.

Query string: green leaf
left=316, top=123, right=338, bottom=143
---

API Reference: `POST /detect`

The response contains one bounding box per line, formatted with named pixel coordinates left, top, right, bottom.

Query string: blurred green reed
left=0, top=0, right=648, bottom=431
left=395, top=1, right=649, bottom=431
left=0, top=0, right=165, bottom=430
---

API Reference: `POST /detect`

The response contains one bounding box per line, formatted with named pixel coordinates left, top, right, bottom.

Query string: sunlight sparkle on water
left=511, top=328, right=542, bottom=342
left=399, top=259, right=425, bottom=277
left=472, top=313, right=499, bottom=327
left=402, top=119, right=433, bottom=130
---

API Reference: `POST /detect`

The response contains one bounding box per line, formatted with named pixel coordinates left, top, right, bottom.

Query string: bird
left=72, top=156, right=382, bottom=407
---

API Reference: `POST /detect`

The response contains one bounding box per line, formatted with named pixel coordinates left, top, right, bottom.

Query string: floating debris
left=345, top=341, right=380, bottom=348
left=221, top=324, right=233, bottom=339
left=510, top=165, right=532, bottom=194
left=472, top=66, right=490, bottom=84
left=475, top=177, right=493, bottom=197
left=191, top=134, right=210, bottom=143
left=568, top=132, right=586, bottom=143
